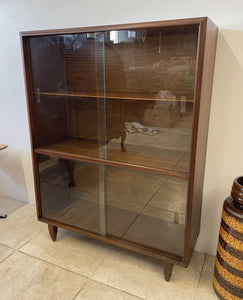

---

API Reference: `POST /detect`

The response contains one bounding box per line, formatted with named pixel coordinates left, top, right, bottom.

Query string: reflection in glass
left=29, top=25, right=199, bottom=175
left=37, top=153, right=187, bottom=257
left=105, top=167, right=187, bottom=257
left=37, top=154, right=106, bottom=236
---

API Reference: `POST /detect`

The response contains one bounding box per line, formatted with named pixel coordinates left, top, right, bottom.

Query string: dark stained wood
left=34, top=139, right=190, bottom=179
left=184, top=18, right=218, bottom=266
left=37, top=91, right=194, bottom=102
left=48, top=224, right=58, bottom=241
left=59, top=28, right=197, bottom=99
left=66, top=98, right=124, bottom=145
left=34, top=96, right=67, bottom=147
left=20, top=17, right=207, bottom=36
left=163, top=262, right=174, bottom=281
left=21, top=37, right=43, bottom=219
left=58, top=158, right=76, bottom=187
left=41, top=217, right=184, bottom=266
left=21, top=17, right=218, bottom=278
left=67, top=160, right=76, bottom=187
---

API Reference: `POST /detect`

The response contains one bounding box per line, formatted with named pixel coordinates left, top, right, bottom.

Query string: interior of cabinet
left=38, top=154, right=187, bottom=257
left=34, top=96, right=193, bottom=175
left=28, top=24, right=198, bottom=176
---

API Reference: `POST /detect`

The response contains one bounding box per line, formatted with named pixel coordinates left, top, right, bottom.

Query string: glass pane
left=28, top=33, right=107, bottom=159
left=28, top=24, right=199, bottom=175
left=104, top=99, right=192, bottom=174
left=106, top=26, right=198, bottom=98
left=103, top=25, right=198, bottom=174
left=105, top=166, right=187, bottom=257
left=37, top=154, right=106, bottom=236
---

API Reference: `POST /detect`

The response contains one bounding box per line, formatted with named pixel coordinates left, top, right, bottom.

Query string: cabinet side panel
left=186, top=19, right=218, bottom=263
left=21, top=36, right=42, bottom=217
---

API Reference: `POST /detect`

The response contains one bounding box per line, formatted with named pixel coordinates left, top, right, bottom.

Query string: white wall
left=0, top=0, right=242, bottom=255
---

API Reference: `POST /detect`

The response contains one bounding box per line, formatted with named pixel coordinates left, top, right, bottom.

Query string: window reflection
left=109, top=30, right=146, bottom=44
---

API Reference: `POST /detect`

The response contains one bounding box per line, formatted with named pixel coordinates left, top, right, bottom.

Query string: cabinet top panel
left=20, top=17, right=211, bottom=37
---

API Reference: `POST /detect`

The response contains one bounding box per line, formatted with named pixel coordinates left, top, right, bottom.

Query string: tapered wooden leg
left=163, top=262, right=173, bottom=281
left=48, top=224, right=58, bottom=241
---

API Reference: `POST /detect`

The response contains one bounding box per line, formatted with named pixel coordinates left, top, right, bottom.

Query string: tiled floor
left=0, top=196, right=218, bottom=300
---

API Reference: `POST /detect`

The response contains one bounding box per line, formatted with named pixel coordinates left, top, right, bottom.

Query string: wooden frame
left=21, top=17, right=218, bottom=281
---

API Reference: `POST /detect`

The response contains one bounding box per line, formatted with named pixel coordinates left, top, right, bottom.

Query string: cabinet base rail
left=47, top=224, right=175, bottom=281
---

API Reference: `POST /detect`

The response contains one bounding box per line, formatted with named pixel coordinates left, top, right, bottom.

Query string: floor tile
left=0, top=196, right=26, bottom=215
left=76, top=280, right=142, bottom=300
left=148, top=181, right=187, bottom=214
left=40, top=159, right=100, bottom=193
left=123, top=213, right=184, bottom=256
left=92, top=249, right=205, bottom=300
left=0, top=244, right=14, bottom=262
left=141, top=205, right=185, bottom=225
left=195, top=255, right=218, bottom=300
left=166, top=176, right=188, bottom=186
left=151, top=127, right=191, bottom=152
left=20, top=228, right=113, bottom=277
left=0, top=251, right=86, bottom=300
left=46, top=199, right=103, bottom=235
left=105, top=168, right=166, bottom=206
left=85, top=168, right=165, bottom=206
left=0, top=204, right=45, bottom=249
left=106, top=205, right=140, bottom=237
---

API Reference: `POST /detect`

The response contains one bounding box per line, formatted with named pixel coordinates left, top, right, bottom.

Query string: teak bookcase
left=21, top=17, right=218, bottom=281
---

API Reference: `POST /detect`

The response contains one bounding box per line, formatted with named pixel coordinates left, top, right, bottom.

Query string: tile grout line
left=0, top=195, right=29, bottom=206
left=0, top=234, right=44, bottom=262
left=72, top=278, right=91, bottom=300
left=90, top=250, right=111, bottom=278
left=193, top=254, right=207, bottom=300
left=89, top=245, right=147, bottom=299
left=120, top=177, right=168, bottom=238
left=19, top=249, right=145, bottom=300
left=16, top=249, right=145, bottom=300
left=17, top=249, right=89, bottom=279
left=0, top=227, right=44, bottom=252
left=0, top=242, right=15, bottom=249
left=0, top=249, right=18, bottom=265
left=15, top=229, right=45, bottom=250
left=89, top=278, right=147, bottom=300
left=89, top=247, right=147, bottom=300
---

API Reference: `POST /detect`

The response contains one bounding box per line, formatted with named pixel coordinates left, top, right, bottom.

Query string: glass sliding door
left=30, top=23, right=200, bottom=255
left=30, top=32, right=108, bottom=236
left=28, top=32, right=108, bottom=161
left=37, top=154, right=107, bottom=236
left=103, top=25, right=199, bottom=175
left=105, top=166, right=187, bottom=257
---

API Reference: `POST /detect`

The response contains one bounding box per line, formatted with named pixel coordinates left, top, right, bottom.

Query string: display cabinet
left=21, top=17, right=218, bottom=281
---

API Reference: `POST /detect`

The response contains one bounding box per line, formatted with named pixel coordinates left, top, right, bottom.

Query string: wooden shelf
left=34, top=138, right=189, bottom=178
left=36, top=91, right=195, bottom=103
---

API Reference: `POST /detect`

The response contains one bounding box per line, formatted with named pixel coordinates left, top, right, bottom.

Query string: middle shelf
left=35, top=133, right=190, bottom=178
left=33, top=94, right=193, bottom=178
left=36, top=91, right=195, bottom=103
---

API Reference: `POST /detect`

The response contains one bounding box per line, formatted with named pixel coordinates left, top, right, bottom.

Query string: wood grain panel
left=184, top=18, right=218, bottom=265
left=34, top=138, right=189, bottom=178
